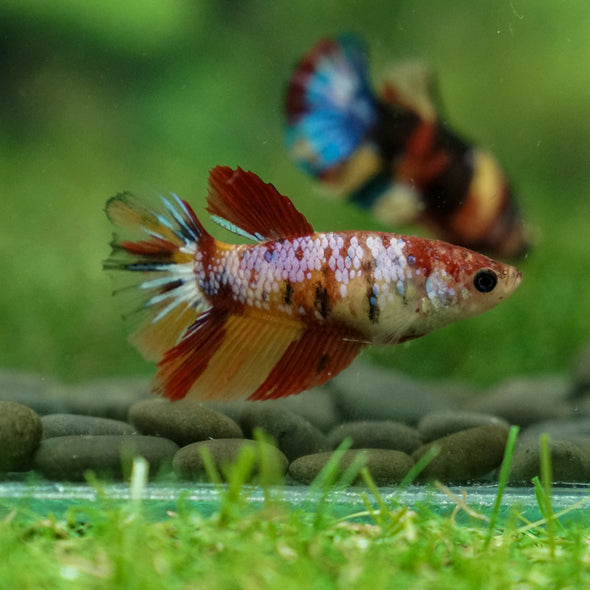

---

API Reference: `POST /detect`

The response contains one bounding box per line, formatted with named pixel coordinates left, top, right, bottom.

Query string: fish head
left=384, top=237, right=522, bottom=343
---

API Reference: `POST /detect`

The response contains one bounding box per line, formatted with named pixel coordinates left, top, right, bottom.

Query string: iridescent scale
left=195, top=232, right=419, bottom=330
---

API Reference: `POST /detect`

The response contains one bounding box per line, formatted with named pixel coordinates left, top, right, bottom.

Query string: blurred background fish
left=285, top=34, right=530, bottom=259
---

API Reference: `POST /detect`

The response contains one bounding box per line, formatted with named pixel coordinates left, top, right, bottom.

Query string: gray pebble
left=173, top=438, right=288, bottom=482
left=331, top=360, right=457, bottom=425
left=328, top=420, right=422, bottom=454
left=128, top=398, right=243, bottom=446
left=0, top=371, right=68, bottom=415
left=206, top=388, right=340, bottom=434
left=201, top=401, right=250, bottom=425
left=238, top=404, right=329, bottom=461
left=571, top=343, right=590, bottom=398
left=418, top=410, right=510, bottom=442
left=520, top=418, right=590, bottom=443
left=61, top=377, right=151, bottom=420
left=412, top=425, right=509, bottom=483
left=42, top=414, right=136, bottom=439
left=467, top=376, right=571, bottom=427
left=33, top=435, right=179, bottom=481
left=509, top=438, right=589, bottom=483
left=269, top=386, right=342, bottom=432
left=0, top=401, right=42, bottom=472
left=288, top=449, right=415, bottom=486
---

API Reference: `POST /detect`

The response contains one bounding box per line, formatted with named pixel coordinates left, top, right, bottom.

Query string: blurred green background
left=1, top=0, right=589, bottom=387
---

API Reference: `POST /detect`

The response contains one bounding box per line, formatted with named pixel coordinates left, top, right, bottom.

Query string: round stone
left=328, top=420, right=423, bottom=454
left=412, top=424, right=509, bottom=483
left=238, top=403, right=329, bottom=461
left=173, top=438, right=288, bottom=482
left=128, top=398, right=243, bottom=446
left=331, top=361, right=457, bottom=425
left=60, top=377, right=151, bottom=420
left=571, top=343, right=590, bottom=397
left=42, top=414, right=136, bottom=439
left=520, top=418, right=590, bottom=443
left=0, top=371, right=67, bottom=415
left=509, top=438, right=589, bottom=483
left=32, top=435, right=179, bottom=481
left=0, top=401, right=42, bottom=472
left=289, top=449, right=415, bottom=486
left=418, top=411, right=510, bottom=442
left=270, top=386, right=341, bottom=432
left=467, top=376, right=571, bottom=427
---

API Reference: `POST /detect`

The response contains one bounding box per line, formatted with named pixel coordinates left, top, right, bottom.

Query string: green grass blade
left=484, top=425, right=519, bottom=548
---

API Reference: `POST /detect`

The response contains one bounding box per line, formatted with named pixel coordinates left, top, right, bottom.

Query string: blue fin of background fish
left=284, top=34, right=378, bottom=177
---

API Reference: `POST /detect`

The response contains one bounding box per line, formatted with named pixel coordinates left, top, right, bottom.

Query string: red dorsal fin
left=206, top=166, right=314, bottom=241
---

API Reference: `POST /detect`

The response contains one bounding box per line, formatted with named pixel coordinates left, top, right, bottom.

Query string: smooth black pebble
left=509, top=438, right=589, bottom=483
left=328, top=420, right=423, bottom=453
left=33, top=435, right=179, bottom=481
left=467, top=376, right=571, bottom=427
left=128, top=398, right=243, bottom=446
left=418, top=410, right=510, bottom=443
left=412, top=425, right=509, bottom=483
left=0, top=401, right=42, bottom=472
left=288, top=449, right=415, bottom=486
left=173, top=438, right=288, bottom=482
left=332, top=361, right=456, bottom=425
left=42, top=414, right=136, bottom=438
left=238, top=404, right=329, bottom=461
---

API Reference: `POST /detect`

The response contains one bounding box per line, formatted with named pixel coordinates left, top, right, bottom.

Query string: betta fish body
left=105, top=166, right=521, bottom=402
left=285, top=34, right=529, bottom=259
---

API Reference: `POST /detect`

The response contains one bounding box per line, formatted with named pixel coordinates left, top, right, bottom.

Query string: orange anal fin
left=206, top=166, right=314, bottom=241
left=153, top=307, right=229, bottom=401
left=130, top=302, right=201, bottom=362
left=153, top=308, right=307, bottom=402
left=248, top=327, right=365, bottom=401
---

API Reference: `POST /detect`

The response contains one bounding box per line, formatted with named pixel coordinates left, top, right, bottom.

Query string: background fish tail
left=284, top=34, right=378, bottom=177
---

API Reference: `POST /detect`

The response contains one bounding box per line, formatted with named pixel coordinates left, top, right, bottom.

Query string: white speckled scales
left=199, top=231, right=415, bottom=342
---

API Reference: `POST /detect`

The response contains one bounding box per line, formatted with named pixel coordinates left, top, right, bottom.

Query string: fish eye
left=473, top=269, right=498, bottom=293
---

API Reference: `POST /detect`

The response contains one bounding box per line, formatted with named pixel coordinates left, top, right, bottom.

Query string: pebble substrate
left=1, top=344, right=590, bottom=487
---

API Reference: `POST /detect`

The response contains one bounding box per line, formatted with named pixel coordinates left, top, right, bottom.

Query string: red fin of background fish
left=207, top=166, right=313, bottom=241
left=248, top=327, right=365, bottom=401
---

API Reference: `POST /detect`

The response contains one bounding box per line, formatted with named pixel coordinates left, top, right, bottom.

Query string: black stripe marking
left=367, top=284, right=380, bottom=323
left=314, top=284, right=331, bottom=319
left=283, top=281, right=294, bottom=306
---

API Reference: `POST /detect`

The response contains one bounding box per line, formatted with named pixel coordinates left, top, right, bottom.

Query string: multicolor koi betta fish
left=104, top=166, right=521, bottom=402
left=285, top=34, right=529, bottom=259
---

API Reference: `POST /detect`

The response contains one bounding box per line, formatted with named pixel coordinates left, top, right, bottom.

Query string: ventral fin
left=206, top=166, right=314, bottom=241
left=248, top=326, right=365, bottom=401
